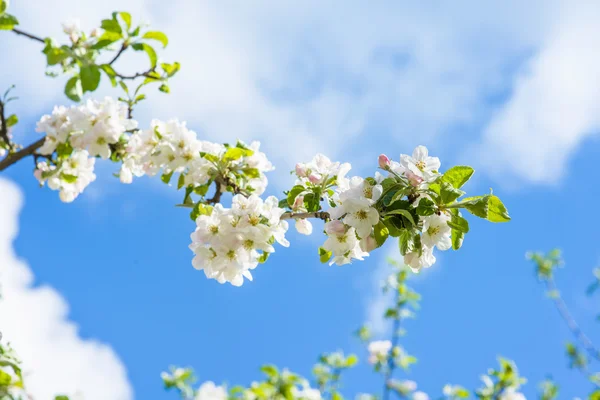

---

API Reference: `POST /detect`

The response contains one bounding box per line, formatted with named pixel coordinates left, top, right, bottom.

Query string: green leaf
left=80, top=65, right=101, bottom=92
left=161, top=170, right=174, bottom=184
left=118, top=12, right=132, bottom=29
left=0, top=0, right=8, bottom=13
left=373, top=221, right=389, bottom=247
left=442, top=166, right=474, bottom=189
left=142, top=30, right=169, bottom=47
left=54, top=396, right=70, bottom=400
left=449, top=209, right=466, bottom=250
left=286, top=185, right=305, bottom=207
left=64, top=76, right=82, bottom=102
left=385, top=209, right=415, bottom=227
left=5, top=114, right=18, bottom=128
left=99, top=64, right=118, bottom=87
left=132, top=43, right=157, bottom=68
left=0, top=369, right=11, bottom=385
left=447, top=212, right=469, bottom=233
left=415, top=197, right=436, bottom=216
left=260, top=365, right=279, bottom=379
left=450, top=195, right=489, bottom=218
left=487, top=195, right=510, bottom=222
left=190, top=202, right=212, bottom=221
left=60, top=173, right=78, bottom=183
left=91, top=39, right=114, bottom=50
left=345, top=354, right=358, bottom=367
left=101, top=18, right=122, bottom=34
left=440, top=181, right=465, bottom=204
left=398, top=229, right=412, bottom=255
left=258, top=252, right=269, bottom=263
left=318, top=247, right=331, bottom=263
left=98, top=30, right=122, bottom=43
left=43, top=45, right=69, bottom=66
left=177, top=173, right=186, bottom=190
left=381, top=183, right=404, bottom=206
left=159, top=84, right=170, bottom=93
left=0, top=13, right=18, bottom=30
left=223, top=146, right=253, bottom=161
left=161, top=62, right=180, bottom=77
left=242, top=168, right=260, bottom=179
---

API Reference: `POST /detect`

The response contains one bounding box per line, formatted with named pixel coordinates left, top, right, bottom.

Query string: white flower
left=404, top=246, right=436, bottom=273
left=413, top=391, right=429, bottom=400
left=367, top=340, right=392, bottom=364
left=62, top=19, right=81, bottom=42
left=291, top=385, right=321, bottom=400
left=421, top=213, right=451, bottom=251
left=34, top=150, right=96, bottom=203
left=295, top=219, right=313, bottom=235
left=498, top=388, right=526, bottom=400
left=323, top=226, right=368, bottom=266
left=195, top=381, right=227, bottom=400
left=189, top=195, right=288, bottom=286
left=400, top=145, right=440, bottom=181
left=396, top=380, right=417, bottom=393
left=343, top=206, right=379, bottom=239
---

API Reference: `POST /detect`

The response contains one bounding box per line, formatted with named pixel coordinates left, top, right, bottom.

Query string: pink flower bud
left=295, top=163, right=307, bottom=177
left=308, top=174, right=321, bottom=184
left=406, top=170, right=424, bottom=187
left=325, top=220, right=346, bottom=236
left=378, top=154, right=391, bottom=169
left=292, top=195, right=304, bottom=211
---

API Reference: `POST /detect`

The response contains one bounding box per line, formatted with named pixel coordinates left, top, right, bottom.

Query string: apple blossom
left=367, top=340, right=392, bottom=364
left=195, top=381, right=227, bottom=400
left=400, top=145, right=441, bottom=182
left=422, top=213, right=452, bottom=251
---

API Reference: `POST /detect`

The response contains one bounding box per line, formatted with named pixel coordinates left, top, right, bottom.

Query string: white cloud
left=1, top=0, right=571, bottom=185
left=0, top=178, right=133, bottom=400
left=476, top=1, right=600, bottom=184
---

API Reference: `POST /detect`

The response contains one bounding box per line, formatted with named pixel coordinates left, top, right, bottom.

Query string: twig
left=108, top=43, right=127, bottom=65
left=0, top=137, right=46, bottom=171
left=11, top=28, right=45, bottom=44
left=280, top=211, right=329, bottom=221
left=0, top=100, right=10, bottom=150
left=545, top=278, right=600, bottom=362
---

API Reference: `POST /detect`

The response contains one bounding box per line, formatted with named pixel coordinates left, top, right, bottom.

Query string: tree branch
left=11, top=28, right=45, bottom=44
left=280, top=211, right=329, bottom=221
left=0, top=137, right=46, bottom=171
left=108, top=43, right=127, bottom=65
left=0, top=100, right=10, bottom=150
left=545, top=278, right=600, bottom=362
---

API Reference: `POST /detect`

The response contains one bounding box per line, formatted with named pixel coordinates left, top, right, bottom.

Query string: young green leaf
left=80, top=65, right=101, bottom=92
left=442, top=166, right=475, bottom=189
left=373, top=221, right=389, bottom=247
left=64, top=76, right=83, bottom=102
left=318, top=247, right=332, bottom=263
left=440, top=181, right=465, bottom=204
left=142, top=30, right=169, bottom=47
left=0, top=13, right=18, bottom=30
left=132, top=43, right=158, bottom=68
left=487, top=195, right=510, bottom=222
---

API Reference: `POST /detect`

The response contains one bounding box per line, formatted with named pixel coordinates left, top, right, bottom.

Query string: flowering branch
left=0, top=137, right=45, bottom=171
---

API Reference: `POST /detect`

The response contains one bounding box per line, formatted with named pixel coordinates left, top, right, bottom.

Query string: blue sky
left=1, top=1, right=600, bottom=399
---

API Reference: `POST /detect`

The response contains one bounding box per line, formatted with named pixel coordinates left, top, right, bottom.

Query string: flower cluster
left=189, top=194, right=289, bottom=286
left=121, top=119, right=273, bottom=195
left=34, top=97, right=134, bottom=202
left=367, top=340, right=392, bottom=364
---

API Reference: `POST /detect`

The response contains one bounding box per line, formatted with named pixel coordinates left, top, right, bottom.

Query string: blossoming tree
left=8, top=3, right=596, bottom=400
